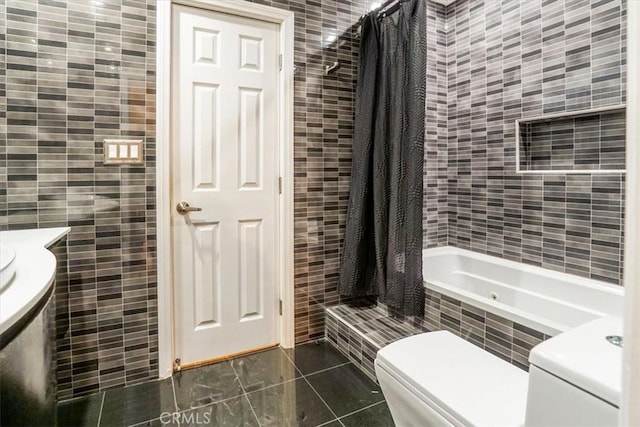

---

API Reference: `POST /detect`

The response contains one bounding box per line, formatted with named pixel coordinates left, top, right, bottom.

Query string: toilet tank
left=525, top=316, right=622, bottom=427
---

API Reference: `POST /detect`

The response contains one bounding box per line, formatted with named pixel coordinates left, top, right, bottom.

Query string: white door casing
left=171, top=4, right=280, bottom=365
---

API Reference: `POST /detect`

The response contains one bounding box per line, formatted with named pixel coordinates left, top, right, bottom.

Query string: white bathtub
left=422, top=247, right=624, bottom=336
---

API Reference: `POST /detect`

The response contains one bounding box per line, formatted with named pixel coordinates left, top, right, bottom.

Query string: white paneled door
left=171, top=5, right=280, bottom=366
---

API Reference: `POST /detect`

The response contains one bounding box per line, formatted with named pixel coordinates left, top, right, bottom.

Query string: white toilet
left=524, top=316, right=621, bottom=427
left=375, top=331, right=529, bottom=426
left=375, top=316, right=622, bottom=427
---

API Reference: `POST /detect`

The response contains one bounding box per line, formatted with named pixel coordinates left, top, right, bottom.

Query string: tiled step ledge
left=325, top=304, right=423, bottom=382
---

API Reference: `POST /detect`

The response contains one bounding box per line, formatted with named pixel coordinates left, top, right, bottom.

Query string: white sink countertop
left=0, top=227, right=70, bottom=336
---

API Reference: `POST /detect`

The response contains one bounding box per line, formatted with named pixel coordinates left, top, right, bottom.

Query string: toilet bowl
left=375, top=331, right=529, bottom=427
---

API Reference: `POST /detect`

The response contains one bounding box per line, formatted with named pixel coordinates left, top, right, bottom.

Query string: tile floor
left=57, top=341, right=395, bottom=427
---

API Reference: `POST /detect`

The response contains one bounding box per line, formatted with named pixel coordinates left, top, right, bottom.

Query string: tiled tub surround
left=326, top=291, right=552, bottom=383
left=326, top=242, right=624, bottom=379
left=422, top=288, right=553, bottom=371
left=445, top=0, right=627, bottom=285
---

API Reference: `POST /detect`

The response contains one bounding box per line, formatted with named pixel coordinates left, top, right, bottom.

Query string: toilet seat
left=375, top=331, right=528, bottom=427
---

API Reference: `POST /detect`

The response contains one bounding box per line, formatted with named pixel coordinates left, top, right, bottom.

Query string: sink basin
left=0, top=244, right=17, bottom=292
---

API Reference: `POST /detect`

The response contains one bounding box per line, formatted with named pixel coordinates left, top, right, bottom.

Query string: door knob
left=176, top=202, right=202, bottom=215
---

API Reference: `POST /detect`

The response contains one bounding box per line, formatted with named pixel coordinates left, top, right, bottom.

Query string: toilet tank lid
left=529, top=316, right=623, bottom=407
left=376, top=331, right=528, bottom=427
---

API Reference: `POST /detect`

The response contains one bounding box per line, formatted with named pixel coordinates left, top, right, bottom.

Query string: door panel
left=192, top=83, right=220, bottom=190
left=239, top=87, right=263, bottom=189
left=172, top=4, right=280, bottom=365
left=192, top=222, right=221, bottom=330
left=239, top=220, right=263, bottom=321
left=193, top=29, right=220, bottom=65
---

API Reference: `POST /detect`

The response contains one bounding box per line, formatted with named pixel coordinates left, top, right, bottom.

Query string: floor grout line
left=301, top=374, right=342, bottom=426
left=280, top=341, right=356, bottom=379
left=281, top=344, right=360, bottom=427
left=243, top=372, right=302, bottom=393
left=96, top=391, right=105, bottom=427
left=170, top=375, right=178, bottom=412
left=278, top=346, right=306, bottom=378
left=229, top=358, right=262, bottom=427
left=336, top=400, right=385, bottom=422
left=301, top=361, right=353, bottom=378
left=315, top=418, right=344, bottom=427
left=243, top=390, right=262, bottom=427
left=171, top=390, right=248, bottom=413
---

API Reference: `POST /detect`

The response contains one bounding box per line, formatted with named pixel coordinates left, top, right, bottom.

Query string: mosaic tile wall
left=519, top=109, right=626, bottom=172
left=0, top=0, right=448, bottom=398
left=0, top=0, right=158, bottom=398
left=423, top=1, right=449, bottom=248
left=446, top=0, right=626, bottom=285
left=0, top=0, right=626, bottom=400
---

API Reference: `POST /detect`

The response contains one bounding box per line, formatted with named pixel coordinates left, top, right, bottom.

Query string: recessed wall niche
left=517, top=106, right=626, bottom=173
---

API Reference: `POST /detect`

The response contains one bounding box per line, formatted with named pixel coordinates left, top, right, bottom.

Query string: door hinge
left=279, top=54, right=283, bottom=71
left=279, top=300, right=283, bottom=316
left=173, top=358, right=181, bottom=372
left=278, top=177, right=283, bottom=194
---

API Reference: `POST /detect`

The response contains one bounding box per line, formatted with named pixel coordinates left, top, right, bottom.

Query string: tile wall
left=0, top=0, right=158, bottom=398
left=518, top=109, right=626, bottom=172
left=422, top=287, right=551, bottom=370
left=0, top=0, right=627, bottom=399
left=423, top=1, right=449, bottom=248
left=1, top=0, right=451, bottom=398
left=445, top=0, right=626, bottom=285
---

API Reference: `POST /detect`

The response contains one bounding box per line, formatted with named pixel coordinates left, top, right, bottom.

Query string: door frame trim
left=156, top=0, right=295, bottom=378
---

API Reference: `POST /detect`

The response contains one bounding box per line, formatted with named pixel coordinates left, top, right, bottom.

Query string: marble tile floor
left=56, top=341, right=395, bottom=427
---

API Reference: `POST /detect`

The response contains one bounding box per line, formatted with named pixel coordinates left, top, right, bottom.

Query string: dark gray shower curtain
left=338, top=0, right=426, bottom=316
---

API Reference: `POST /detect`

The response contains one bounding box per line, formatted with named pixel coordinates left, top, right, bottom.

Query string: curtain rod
left=377, top=0, right=404, bottom=17
left=359, top=0, right=406, bottom=22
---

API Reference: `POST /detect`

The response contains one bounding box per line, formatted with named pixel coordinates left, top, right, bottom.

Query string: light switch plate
left=104, top=140, right=144, bottom=165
